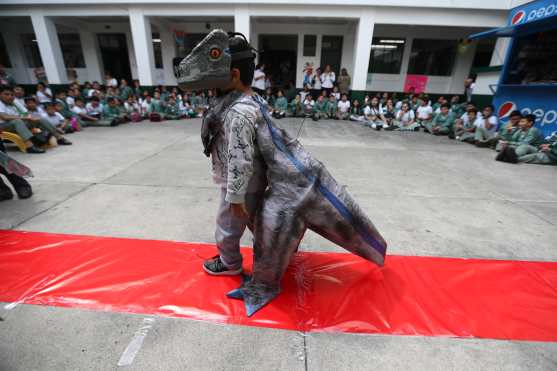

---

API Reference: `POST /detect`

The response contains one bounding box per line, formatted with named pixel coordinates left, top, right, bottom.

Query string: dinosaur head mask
left=174, top=29, right=255, bottom=91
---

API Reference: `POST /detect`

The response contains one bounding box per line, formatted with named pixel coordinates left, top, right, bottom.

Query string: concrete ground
left=1, top=118, right=556, bottom=371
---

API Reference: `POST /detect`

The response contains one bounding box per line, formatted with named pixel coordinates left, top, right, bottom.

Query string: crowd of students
left=263, top=88, right=556, bottom=166
left=0, top=78, right=555, bottom=166
left=0, top=80, right=216, bottom=154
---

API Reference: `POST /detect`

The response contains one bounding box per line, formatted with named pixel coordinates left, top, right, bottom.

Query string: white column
left=2, top=26, right=31, bottom=83
left=30, top=13, right=67, bottom=84
left=159, top=28, right=177, bottom=85
left=351, top=10, right=375, bottom=91
left=490, top=37, right=510, bottom=66
left=79, top=31, right=103, bottom=82
left=129, top=8, right=155, bottom=85
left=234, top=5, right=250, bottom=42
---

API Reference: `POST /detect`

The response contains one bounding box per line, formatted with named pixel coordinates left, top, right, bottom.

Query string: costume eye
left=209, top=48, right=221, bottom=59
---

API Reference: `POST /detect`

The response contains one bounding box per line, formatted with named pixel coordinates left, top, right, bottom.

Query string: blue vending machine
left=470, top=0, right=557, bottom=137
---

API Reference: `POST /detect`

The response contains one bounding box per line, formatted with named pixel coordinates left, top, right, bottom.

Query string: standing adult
left=0, top=64, right=15, bottom=86
left=337, top=68, right=351, bottom=96
left=320, top=64, right=336, bottom=95
left=104, top=72, right=118, bottom=89
left=251, top=63, right=266, bottom=96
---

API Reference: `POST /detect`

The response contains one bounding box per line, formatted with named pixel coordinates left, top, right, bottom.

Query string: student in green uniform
left=424, top=103, right=455, bottom=135
left=478, top=110, right=522, bottom=150
left=450, top=95, right=466, bottom=118
left=313, top=95, right=329, bottom=121
left=96, top=97, right=128, bottom=126
left=454, top=108, right=478, bottom=142
left=288, top=94, right=303, bottom=117
left=518, top=132, right=557, bottom=165
left=272, top=90, right=288, bottom=119
left=163, top=96, right=181, bottom=120
left=151, top=92, right=165, bottom=114
left=326, top=95, right=337, bottom=118
left=119, top=79, right=134, bottom=101
left=498, top=114, right=544, bottom=157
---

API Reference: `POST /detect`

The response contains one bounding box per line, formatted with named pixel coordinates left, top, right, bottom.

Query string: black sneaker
left=203, top=255, right=242, bottom=276
left=58, top=137, right=72, bottom=145
left=26, top=146, right=45, bottom=154
left=0, top=178, right=13, bottom=201
left=6, top=174, right=32, bottom=199
left=505, top=147, right=518, bottom=163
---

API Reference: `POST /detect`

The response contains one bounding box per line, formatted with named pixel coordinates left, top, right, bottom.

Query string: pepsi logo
left=511, top=10, right=525, bottom=25
left=498, top=101, right=516, bottom=119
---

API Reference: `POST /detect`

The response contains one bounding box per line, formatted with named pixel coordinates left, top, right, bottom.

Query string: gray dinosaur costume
left=176, top=30, right=387, bottom=316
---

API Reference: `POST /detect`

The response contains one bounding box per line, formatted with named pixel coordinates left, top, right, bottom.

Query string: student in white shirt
left=473, top=105, right=499, bottom=142
left=363, top=96, right=386, bottom=130
left=105, top=72, right=118, bottom=88
left=86, top=97, right=104, bottom=119
left=36, top=82, right=52, bottom=105
left=320, top=65, right=336, bottom=93
left=386, top=102, right=418, bottom=131
left=251, top=64, right=266, bottom=95
left=416, top=100, right=433, bottom=127
left=336, top=94, right=351, bottom=120
left=72, top=98, right=99, bottom=122
left=303, top=95, right=315, bottom=116
left=13, top=86, right=27, bottom=113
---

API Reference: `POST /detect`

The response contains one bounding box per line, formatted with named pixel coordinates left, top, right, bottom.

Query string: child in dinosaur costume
left=176, top=30, right=387, bottom=316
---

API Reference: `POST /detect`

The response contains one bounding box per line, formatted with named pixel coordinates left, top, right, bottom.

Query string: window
left=21, top=34, right=43, bottom=68
left=152, top=32, right=163, bottom=69
left=408, top=39, right=457, bottom=76
left=368, top=38, right=405, bottom=74
left=303, top=35, right=316, bottom=57
left=59, top=33, right=85, bottom=68
left=175, top=32, right=206, bottom=58
left=472, top=38, right=496, bottom=69
left=0, top=34, right=12, bottom=68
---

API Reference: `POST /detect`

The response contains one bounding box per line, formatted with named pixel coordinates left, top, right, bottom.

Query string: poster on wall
left=404, top=75, right=428, bottom=93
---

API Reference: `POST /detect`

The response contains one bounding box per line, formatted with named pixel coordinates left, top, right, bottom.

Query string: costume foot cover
left=227, top=275, right=278, bottom=317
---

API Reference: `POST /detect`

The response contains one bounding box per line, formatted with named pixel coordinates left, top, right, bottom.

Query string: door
left=258, top=34, right=298, bottom=88
left=320, top=35, right=343, bottom=74
left=97, top=34, right=132, bottom=82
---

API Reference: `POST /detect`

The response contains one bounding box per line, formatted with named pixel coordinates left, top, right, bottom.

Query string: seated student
left=150, top=92, right=166, bottom=120
left=66, top=88, right=78, bottom=109
left=424, top=103, right=455, bottom=135
left=415, top=99, right=433, bottom=128
left=386, top=102, right=418, bottom=131
left=311, top=95, right=328, bottom=121
left=336, top=94, right=351, bottom=120
left=382, top=99, right=397, bottom=129
left=86, top=96, right=104, bottom=119
left=450, top=95, right=466, bottom=118
left=178, top=98, right=197, bottom=119
left=288, top=94, right=304, bottom=117
left=300, top=85, right=311, bottom=103
left=496, top=114, right=544, bottom=158
left=303, top=94, right=315, bottom=117
left=13, top=86, right=27, bottom=111
left=163, top=96, right=181, bottom=120
left=25, top=97, right=71, bottom=146
left=363, top=96, right=385, bottom=130
left=478, top=110, right=522, bottom=149
left=432, top=96, right=447, bottom=115
left=331, top=86, right=341, bottom=100
left=72, top=97, right=100, bottom=123
left=35, top=82, right=53, bottom=105
left=0, top=87, right=47, bottom=153
left=191, top=91, right=207, bottom=117
left=41, top=102, right=73, bottom=134
left=516, top=132, right=557, bottom=165
left=118, top=79, right=134, bottom=102
left=473, top=105, right=498, bottom=145
left=272, top=90, right=288, bottom=119
left=55, top=101, right=81, bottom=131
left=94, top=97, right=128, bottom=126
left=326, top=94, right=337, bottom=118
left=455, top=108, right=479, bottom=142
left=123, top=95, right=143, bottom=122
left=263, top=88, right=275, bottom=112
left=348, top=99, right=364, bottom=123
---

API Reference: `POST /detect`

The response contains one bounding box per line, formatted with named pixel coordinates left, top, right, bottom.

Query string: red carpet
left=0, top=230, right=556, bottom=341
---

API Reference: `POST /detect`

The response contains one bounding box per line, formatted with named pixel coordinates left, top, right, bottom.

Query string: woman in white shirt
left=386, top=102, right=418, bottom=131
left=364, top=97, right=386, bottom=130
left=36, top=83, right=52, bottom=105
left=320, top=65, right=336, bottom=94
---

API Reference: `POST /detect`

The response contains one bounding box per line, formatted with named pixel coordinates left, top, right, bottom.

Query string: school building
left=0, top=0, right=530, bottom=99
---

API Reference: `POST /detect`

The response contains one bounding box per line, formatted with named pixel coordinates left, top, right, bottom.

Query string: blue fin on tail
left=226, top=274, right=251, bottom=300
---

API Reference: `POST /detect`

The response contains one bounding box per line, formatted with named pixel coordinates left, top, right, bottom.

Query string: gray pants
left=475, top=127, right=496, bottom=141
left=519, top=152, right=556, bottom=165
left=0, top=119, right=33, bottom=142
left=215, top=188, right=263, bottom=269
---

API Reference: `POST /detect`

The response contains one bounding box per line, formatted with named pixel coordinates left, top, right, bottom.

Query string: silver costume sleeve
left=225, top=112, right=256, bottom=204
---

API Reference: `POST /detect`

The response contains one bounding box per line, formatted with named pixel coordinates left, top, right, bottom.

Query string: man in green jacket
left=424, top=104, right=454, bottom=135
left=498, top=114, right=544, bottom=157
left=518, top=132, right=557, bottom=165
left=96, top=97, right=128, bottom=126
left=163, top=96, right=181, bottom=120
left=313, top=95, right=329, bottom=121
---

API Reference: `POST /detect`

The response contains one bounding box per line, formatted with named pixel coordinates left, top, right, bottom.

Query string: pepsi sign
left=508, top=0, right=557, bottom=26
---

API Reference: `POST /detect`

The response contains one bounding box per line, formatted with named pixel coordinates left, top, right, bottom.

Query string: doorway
left=97, top=34, right=132, bottom=82
left=258, top=34, right=298, bottom=88
left=320, top=35, right=344, bottom=74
